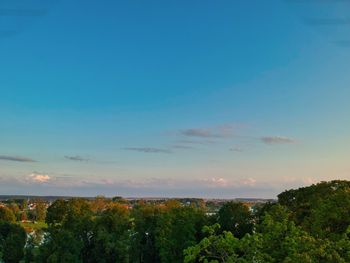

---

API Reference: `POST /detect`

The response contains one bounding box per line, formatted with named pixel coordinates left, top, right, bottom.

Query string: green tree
left=37, top=230, right=83, bottom=263
left=185, top=204, right=350, bottom=263
left=257, top=204, right=350, bottom=263
left=88, top=203, right=131, bottom=263
left=0, top=221, right=27, bottom=263
left=131, top=202, right=161, bottom=263
left=305, top=190, right=350, bottom=239
left=155, top=202, right=206, bottom=263
left=278, top=180, right=350, bottom=226
left=8, top=203, right=20, bottom=221
left=0, top=207, right=16, bottom=223
left=217, top=202, right=253, bottom=238
left=38, top=199, right=93, bottom=263
left=24, top=231, right=44, bottom=263
left=21, top=199, right=28, bottom=210
left=35, top=202, right=47, bottom=222
left=184, top=224, right=267, bottom=263
left=184, top=224, right=240, bottom=263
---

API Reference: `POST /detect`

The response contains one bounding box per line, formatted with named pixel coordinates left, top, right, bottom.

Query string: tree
left=256, top=204, right=350, bottom=263
left=91, top=196, right=109, bottom=214
left=155, top=203, right=207, bottom=263
left=24, top=231, right=44, bottom=263
left=21, top=211, right=28, bottom=221
left=185, top=203, right=350, bottom=263
left=87, top=203, right=131, bottom=263
left=38, top=199, right=93, bottom=263
left=37, top=230, right=83, bottom=263
left=21, top=199, right=28, bottom=210
left=184, top=224, right=267, bottom=263
left=184, top=224, right=240, bottom=263
left=278, top=180, right=350, bottom=226
left=8, top=203, right=20, bottom=221
left=131, top=202, right=162, bottom=263
left=308, top=190, right=350, bottom=239
left=35, top=202, right=47, bottom=222
left=0, top=207, right=16, bottom=223
left=112, top=196, right=128, bottom=204
left=217, top=202, right=253, bottom=238
left=0, top=221, right=26, bottom=263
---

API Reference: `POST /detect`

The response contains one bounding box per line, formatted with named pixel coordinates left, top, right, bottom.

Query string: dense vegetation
left=1, top=180, right=350, bottom=262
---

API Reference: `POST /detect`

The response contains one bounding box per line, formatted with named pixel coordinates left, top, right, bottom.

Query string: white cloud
left=206, top=177, right=228, bottom=187
left=242, top=178, right=257, bottom=186
left=28, top=172, right=51, bottom=183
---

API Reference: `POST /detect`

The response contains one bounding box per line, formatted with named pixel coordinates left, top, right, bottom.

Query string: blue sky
left=1, top=0, right=350, bottom=198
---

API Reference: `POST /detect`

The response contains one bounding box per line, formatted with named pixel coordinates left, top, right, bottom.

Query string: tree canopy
left=2, top=180, right=350, bottom=263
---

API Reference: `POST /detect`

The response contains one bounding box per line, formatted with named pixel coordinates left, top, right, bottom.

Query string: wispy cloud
left=180, top=128, right=217, bottom=138
left=65, top=155, right=89, bottom=162
left=176, top=140, right=214, bottom=145
left=178, top=124, right=236, bottom=139
left=230, top=147, right=243, bottom=152
left=260, top=136, right=297, bottom=145
left=170, top=145, right=194, bottom=150
left=0, top=155, right=36, bottom=162
left=123, top=147, right=172, bottom=154
left=179, top=128, right=232, bottom=138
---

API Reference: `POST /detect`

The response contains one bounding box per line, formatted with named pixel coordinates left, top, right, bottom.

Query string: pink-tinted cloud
left=28, top=172, right=50, bottom=183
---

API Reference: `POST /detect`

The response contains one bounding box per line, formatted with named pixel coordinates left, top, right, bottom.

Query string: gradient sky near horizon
left=1, top=0, right=350, bottom=198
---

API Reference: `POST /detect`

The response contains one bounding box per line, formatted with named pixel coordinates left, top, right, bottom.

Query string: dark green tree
left=0, top=222, right=26, bottom=263
left=37, top=230, right=83, bottom=263
left=217, top=202, right=253, bottom=238
left=131, top=202, right=161, bottom=263
left=308, top=190, right=350, bottom=239
left=38, top=199, right=93, bottom=263
left=155, top=202, right=206, bottom=263
left=278, top=180, right=350, bottom=225
left=88, top=203, right=131, bottom=263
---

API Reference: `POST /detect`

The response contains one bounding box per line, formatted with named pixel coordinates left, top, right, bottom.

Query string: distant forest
left=1, top=180, right=350, bottom=263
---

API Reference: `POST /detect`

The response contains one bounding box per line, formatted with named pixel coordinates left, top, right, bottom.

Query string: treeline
left=0, top=199, right=46, bottom=222
left=1, top=180, right=350, bottom=262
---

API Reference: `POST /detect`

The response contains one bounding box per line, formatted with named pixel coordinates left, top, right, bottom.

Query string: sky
left=1, top=0, right=350, bottom=198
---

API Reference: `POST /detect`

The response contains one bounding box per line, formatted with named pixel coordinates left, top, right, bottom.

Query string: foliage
left=0, top=221, right=27, bottom=263
left=0, top=207, right=16, bottom=223
left=38, top=198, right=93, bottom=263
left=217, top=202, right=253, bottom=238
left=35, top=202, right=47, bottom=222
left=131, top=202, right=161, bottom=263
left=87, top=203, right=132, bottom=263
left=185, top=192, right=350, bottom=263
left=155, top=203, right=207, bottom=263
left=4, top=180, right=350, bottom=263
